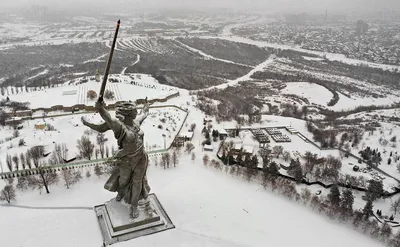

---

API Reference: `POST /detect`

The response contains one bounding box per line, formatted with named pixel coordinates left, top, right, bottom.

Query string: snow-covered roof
left=5, top=117, right=22, bottom=122
left=234, top=143, right=242, bottom=150
left=219, top=129, right=228, bottom=135
left=204, top=144, right=214, bottom=150
left=179, top=132, right=194, bottom=138
left=242, top=145, right=254, bottom=154
left=15, top=110, right=32, bottom=113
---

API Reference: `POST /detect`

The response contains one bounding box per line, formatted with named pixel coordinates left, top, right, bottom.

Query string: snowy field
left=282, top=82, right=333, bottom=107
left=0, top=154, right=385, bottom=247
left=0, top=107, right=187, bottom=172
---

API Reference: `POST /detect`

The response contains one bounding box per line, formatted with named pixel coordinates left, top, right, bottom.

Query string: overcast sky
left=1, top=0, right=399, bottom=14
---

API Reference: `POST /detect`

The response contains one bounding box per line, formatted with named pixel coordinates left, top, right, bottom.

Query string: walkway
left=1, top=204, right=92, bottom=210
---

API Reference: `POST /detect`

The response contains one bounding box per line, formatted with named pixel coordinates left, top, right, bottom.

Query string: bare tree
left=77, top=135, right=94, bottom=160
left=25, top=151, right=32, bottom=169
left=391, top=198, right=400, bottom=215
left=105, top=146, right=110, bottom=158
left=97, top=133, right=106, bottom=158
left=283, top=151, right=291, bottom=162
left=380, top=222, right=393, bottom=241
left=29, top=146, right=45, bottom=168
left=61, top=170, right=82, bottom=189
left=16, top=176, right=28, bottom=191
left=0, top=185, right=16, bottom=203
left=104, top=89, right=115, bottom=100
left=94, top=164, right=104, bottom=177
left=300, top=188, right=312, bottom=204
left=203, top=154, right=209, bottom=166
left=13, top=129, right=19, bottom=138
left=273, top=145, right=284, bottom=158
left=172, top=151, right=179, bottom=167
left=191, top=152, right=196, bottom=161
left=12, top=154, right=19, bottom=171
left=28, top=153, right=58, bottom=194
left=153, top=156, right=158, bottom=166
left=6, top=154, right=12, bottom=172
left=20, top=153, right=26, bottom=170
left=87, top=90, right=97, bottom=100
left=185, top=143, right=195, bottom=153
left=161, top=153, right=171, bottom=169
left=54, top=143, right=68, bottom=163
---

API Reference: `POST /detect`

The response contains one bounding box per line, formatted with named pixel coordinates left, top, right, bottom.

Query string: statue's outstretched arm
left=96, top=101, right=122, bottom=133
left=136, top=102, right=150, bottom=125
left=81, top=117, right=110, bottom=133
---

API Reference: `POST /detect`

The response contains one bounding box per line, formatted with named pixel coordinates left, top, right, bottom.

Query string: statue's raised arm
left=136, top=100, right=150, bottom=125
left=81, top=117, right=110, bottom=133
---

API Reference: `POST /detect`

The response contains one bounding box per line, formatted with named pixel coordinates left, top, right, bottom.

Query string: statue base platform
left=94, top=193, right=174, bottom=246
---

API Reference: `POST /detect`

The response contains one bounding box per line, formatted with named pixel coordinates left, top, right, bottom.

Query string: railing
left=0, top=149, right=168, bottom=179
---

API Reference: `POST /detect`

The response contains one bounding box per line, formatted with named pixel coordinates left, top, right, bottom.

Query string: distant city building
left=356, top=20, right=369, bottom=35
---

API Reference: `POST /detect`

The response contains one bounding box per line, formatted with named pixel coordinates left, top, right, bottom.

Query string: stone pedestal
left=94, top=193, right=174, bottom=245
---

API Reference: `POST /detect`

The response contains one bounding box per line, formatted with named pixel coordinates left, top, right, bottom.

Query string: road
left=193, top=55, right=276, bottom=93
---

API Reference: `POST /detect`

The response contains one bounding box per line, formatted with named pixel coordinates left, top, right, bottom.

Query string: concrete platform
left=94, top=194, right=174, bottom=245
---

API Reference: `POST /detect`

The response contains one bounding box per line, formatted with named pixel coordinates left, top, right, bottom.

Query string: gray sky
left=1, top=0, right=399, bottom=14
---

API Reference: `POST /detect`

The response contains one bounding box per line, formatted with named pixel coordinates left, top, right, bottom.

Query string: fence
left=29, top=92, right=180, bottom=115
left=0, top=149, right=168, bottom=180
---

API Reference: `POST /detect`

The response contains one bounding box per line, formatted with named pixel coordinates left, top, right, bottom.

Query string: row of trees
left=153, top=150, right=180, bottom=169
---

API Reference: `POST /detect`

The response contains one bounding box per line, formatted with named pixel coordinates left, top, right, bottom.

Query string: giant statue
left=81, top=100, right=151, bottom=218
left=80, top=19, right=152, bottom=219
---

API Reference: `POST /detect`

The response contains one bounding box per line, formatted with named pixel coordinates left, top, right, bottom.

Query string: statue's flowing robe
left=104, top=119, right=151, bottom=207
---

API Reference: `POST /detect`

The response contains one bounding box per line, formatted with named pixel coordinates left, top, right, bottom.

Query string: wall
left=29, top=92, right=180, bottom=115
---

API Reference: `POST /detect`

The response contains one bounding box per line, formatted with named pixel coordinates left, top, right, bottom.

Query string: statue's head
left=115, top=101, right=137, bottom=121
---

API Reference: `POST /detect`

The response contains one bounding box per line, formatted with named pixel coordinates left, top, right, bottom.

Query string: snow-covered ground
left=0, top=154, right=385, bottom=247
left=282, top=82, right=333, bottom=107
left=0, top=107, right=187, bottom=172
left=280, top=82, right=399, bottom=111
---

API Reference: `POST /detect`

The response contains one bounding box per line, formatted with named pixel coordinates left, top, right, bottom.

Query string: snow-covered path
left=24, top=69, right=49, bottom=82
left=195, top=55, right=275, bottom=92
left=1, top=204, right=92, bottom=210
left=121, top=54, right=140, bottom=74
left=83, top=53, right=107, bottom=64
left=175, top=40, right=254, bottom=68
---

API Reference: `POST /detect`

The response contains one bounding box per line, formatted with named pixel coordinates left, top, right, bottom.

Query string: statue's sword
left=98, top=19, right=121, bottom=103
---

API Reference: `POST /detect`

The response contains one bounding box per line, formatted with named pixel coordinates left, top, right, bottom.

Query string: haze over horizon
left=1, top=0, right=399, bottom=15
